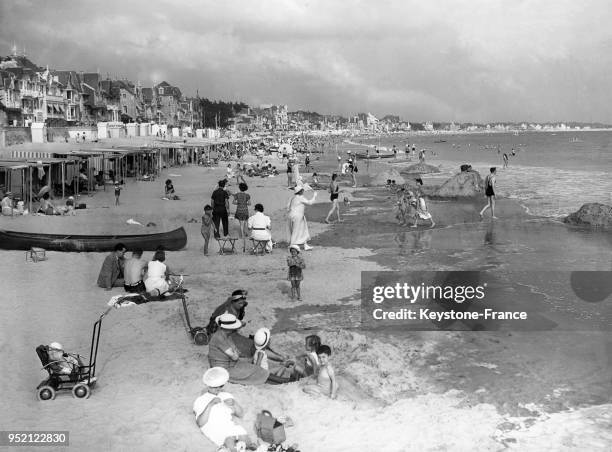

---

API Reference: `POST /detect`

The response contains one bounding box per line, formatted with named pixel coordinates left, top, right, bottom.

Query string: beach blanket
left=107, top=292, right=184, bottom=308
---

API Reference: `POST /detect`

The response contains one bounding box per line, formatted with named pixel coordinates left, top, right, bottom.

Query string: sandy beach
left=1, top=136, right=611, bottom=452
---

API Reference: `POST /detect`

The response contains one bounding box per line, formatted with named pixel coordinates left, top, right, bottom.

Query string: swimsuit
left=330, top=183, right=339, bottom=201
left=485, top=176, right=495, bottom=197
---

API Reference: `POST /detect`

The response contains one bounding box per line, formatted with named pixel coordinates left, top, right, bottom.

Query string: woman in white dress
left=287, top=183, right=317, bottom=250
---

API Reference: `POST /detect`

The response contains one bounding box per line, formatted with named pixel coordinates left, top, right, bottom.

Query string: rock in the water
left=435, top=169, right=484, bottom=197
left=403, top=163, right=440, bottom=174
left=564, top=203, right=612, bottom=228
left=371, top=169, right=405, bottom=186
left=460, top=164, right=472, bottom=172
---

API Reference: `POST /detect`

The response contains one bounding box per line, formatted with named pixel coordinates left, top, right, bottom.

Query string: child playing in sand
left=303, top=345, right=338, bottom=399
left=294, top=334, right=321, bottom=377
left=287, top=245, right=306, bottom=301
left=253, top=327, right=291, bottom=373
left=201, top=205, right=214, bottom=255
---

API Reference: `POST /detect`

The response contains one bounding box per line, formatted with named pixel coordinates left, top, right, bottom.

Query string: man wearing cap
left=1, top=191, right=14, bottom=216
left=194, top=367, right=251, bottom=450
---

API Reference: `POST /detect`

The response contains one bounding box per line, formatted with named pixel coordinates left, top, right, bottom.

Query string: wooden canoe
left=0, top=227, right=187, bottom=252
left=354, top=152, right=396, bottom=160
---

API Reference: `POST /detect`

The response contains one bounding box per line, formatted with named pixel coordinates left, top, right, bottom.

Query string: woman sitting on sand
left=144, top=250, right=180, bottom=297
left=207, top=313, right=270, bottom=385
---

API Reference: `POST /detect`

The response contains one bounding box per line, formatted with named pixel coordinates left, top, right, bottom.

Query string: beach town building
left=154, top=81, right=182, bottom=127
left=0, top=69, right=22, bottom=126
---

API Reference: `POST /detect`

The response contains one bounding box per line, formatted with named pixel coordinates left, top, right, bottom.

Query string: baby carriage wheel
left=37, top=385, right=56, bottom=401
left=193, top=329, right=209, bottom=346
left=72, top=383, right=91, bottom=399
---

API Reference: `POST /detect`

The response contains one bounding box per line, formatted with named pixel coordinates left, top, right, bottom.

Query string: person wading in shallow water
left=479, top=167, right=498, bottom=220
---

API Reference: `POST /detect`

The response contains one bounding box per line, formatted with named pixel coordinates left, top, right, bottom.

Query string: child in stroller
left=36, top=342, right=96, bottom=400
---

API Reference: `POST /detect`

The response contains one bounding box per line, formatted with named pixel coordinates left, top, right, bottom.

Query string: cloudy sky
left=1, top=0, right=611, bottom=123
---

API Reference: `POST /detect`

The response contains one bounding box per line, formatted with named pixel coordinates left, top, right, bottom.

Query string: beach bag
left=255, top=410, right=286, bottom=444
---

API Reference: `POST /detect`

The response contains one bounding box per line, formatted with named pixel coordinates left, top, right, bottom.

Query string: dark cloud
left=1, top=0, right=611, bottom=122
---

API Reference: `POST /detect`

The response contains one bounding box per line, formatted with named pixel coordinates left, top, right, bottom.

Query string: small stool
left=250, top=239, right=269, bottom=255
left=216, top=237, right=238, bottom=255
left=26, top=247, right=46, bottom=262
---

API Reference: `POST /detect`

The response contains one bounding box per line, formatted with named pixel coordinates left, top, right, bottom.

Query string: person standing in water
left=479, top=167, right=498, bottom=220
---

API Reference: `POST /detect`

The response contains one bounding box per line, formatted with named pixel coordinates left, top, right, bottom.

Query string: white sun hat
left=202, top=367, right=230, bottom=387
left=216, top=312, right=242, bottom=330
left=253, top=327, right=271, bottom=349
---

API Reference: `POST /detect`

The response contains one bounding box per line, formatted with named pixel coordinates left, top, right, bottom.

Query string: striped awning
left=10, top=150, right=55, bottom=159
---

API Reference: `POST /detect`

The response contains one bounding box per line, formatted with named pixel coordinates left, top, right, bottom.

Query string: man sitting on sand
left=97, top=243, right=127, bottom=290
left=123, top=248, right=147, bottom=293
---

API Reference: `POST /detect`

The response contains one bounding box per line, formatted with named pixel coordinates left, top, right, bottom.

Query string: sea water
left=358, top=130, right=612, bottom=217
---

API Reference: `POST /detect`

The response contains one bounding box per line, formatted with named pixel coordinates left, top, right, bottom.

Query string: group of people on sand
left=204, top=179, right=273, bottom=255
left=96, top=243, right=181, bottom=297
left=194, top=289, right=338, bottom=450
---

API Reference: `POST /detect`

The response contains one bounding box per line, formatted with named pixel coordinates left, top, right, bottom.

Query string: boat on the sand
left=0, top=227, right=187, bottom=252
left=354, top=152, right=396, bottom=160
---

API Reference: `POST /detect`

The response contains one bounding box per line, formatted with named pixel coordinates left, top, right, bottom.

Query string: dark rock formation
left=564, top=203, right=612, bottom=228
left=434, top=169, right=484, bottom=198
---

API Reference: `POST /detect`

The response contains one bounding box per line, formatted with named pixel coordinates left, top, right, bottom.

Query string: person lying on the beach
left=302, top=345, right=338, bottom=399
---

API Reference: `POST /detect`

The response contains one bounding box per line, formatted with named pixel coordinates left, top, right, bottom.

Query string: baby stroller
left=35, top=307, right=110, bottom=401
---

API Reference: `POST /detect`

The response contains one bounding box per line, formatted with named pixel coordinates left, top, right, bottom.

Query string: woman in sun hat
left=193, top=367, right=252, bottom=451
left=287, top=182, right=317, bottom=251
left=207, top=313, right=269, bottom=385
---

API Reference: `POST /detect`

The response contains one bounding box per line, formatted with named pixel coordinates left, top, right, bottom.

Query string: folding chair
left=250, top=238, right=269, bottom=255
left=216, top=237, right=238, bottom=254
